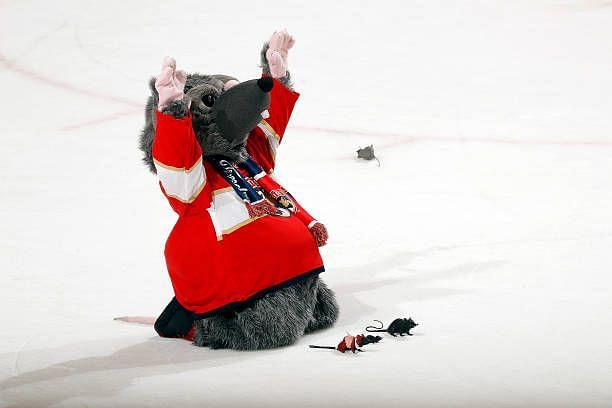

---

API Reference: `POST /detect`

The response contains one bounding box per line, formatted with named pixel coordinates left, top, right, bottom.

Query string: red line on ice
left=59, top=110, right=141, bottom=131
left=0, top=53, right=141, bottom=108
left=292, top=125, right=612, bottom=148
left=2, top=52, right=610, bottom=147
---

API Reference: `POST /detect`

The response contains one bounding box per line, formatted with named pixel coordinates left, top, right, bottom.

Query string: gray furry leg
left=194, top=314, right=249, bottom=350
left=305, top=279, right=339, bottom=333
left=194, top=276, right=319, bottom=350
left=236, top=277, right=318, bottom=349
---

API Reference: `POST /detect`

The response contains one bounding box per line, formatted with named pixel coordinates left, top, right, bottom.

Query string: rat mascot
left=139, top=30, right=339, bottom=350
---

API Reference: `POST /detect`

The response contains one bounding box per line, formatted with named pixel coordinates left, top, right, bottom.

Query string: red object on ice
left=336, top=335, right=359, bottom=353
left=183, top=325, right=195, bottom=342
left=309, top=334, right=381, bottom=353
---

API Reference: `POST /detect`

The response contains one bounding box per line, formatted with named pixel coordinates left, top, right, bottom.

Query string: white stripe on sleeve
left=257, top=120, right=280, bottom=159
left=155, top=157, right=206, bottom=203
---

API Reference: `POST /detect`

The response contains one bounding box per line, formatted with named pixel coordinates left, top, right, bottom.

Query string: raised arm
left=248, top=30, right=300, bottom=173
left=152, top=57, right=209, bottom=216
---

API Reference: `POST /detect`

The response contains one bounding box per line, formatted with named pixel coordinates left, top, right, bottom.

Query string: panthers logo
left=277, top=195, right=296, bottom=212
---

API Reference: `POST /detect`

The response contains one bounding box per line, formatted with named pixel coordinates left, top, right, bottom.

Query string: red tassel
left=309, top=222, right=329, bottom=247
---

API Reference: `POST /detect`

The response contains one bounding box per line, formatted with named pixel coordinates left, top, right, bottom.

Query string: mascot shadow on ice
left=139, top=30, right=339, bottom=350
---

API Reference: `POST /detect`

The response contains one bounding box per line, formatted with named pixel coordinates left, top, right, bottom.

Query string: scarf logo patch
left=209, top=156, right=299, bottom=219
left=271, top=191, right=296, bottom=213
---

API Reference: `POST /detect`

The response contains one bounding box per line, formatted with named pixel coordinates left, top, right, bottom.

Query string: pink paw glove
left=309, top=222, right=328, bottom=247
left=155, top=56, right=188, bottom=111
left=265, top=29, right=295, bottom=79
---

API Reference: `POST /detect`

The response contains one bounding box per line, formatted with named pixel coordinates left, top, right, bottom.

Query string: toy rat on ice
left=139, top=30, right=339, bottom=350
left=366, top=318, right=418, bottom=336
left=309, top=334, right=382, bottom=353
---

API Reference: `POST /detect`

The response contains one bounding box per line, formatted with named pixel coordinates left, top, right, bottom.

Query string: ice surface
left=1, top=0, right=611, bottom=406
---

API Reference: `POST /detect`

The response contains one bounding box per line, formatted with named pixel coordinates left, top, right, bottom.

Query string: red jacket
left=152, top=79, right=324, bottom=318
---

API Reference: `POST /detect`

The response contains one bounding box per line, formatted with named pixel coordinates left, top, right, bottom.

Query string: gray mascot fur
left=138, top=31, right=339, bottom=350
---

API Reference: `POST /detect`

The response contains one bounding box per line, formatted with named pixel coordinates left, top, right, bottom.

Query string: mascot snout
left=213, top=78, right=273, bottom=146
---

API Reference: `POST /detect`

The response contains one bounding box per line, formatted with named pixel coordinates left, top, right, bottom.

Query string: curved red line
left=2, top=51, right=609, bottom=147
left=59, top=109, right=141, bottom=131
left=0, top=53, right=141, bottom=107
left=292, top=125, right=612, bottom=148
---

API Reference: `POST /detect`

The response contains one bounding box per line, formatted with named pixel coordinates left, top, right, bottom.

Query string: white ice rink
left=1, top=0, right=612, bottom=406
